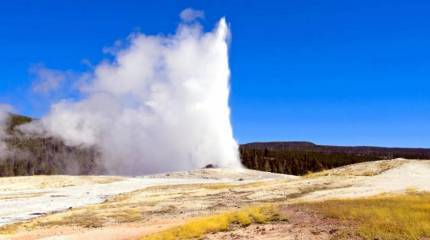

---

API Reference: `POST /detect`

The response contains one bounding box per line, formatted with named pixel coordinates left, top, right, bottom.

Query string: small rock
left=203, top=164, right=218, bottom=169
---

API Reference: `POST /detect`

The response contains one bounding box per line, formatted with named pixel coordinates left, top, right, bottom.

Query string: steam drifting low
left=23, top=10, right=241, bottom=174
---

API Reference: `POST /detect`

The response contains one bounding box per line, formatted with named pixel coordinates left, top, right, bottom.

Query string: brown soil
left=204, top=205, right=361, bottom=240
left=7, top=219, right=182, bottom=240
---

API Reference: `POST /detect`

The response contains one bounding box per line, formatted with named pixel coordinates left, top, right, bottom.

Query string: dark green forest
left=240, top=142, right=430, bottom=175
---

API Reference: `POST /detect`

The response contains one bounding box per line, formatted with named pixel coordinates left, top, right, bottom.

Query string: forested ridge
left=240, top=142, right=430, bottom=175
left=0, top=114, right=100, bottom=176
left=1, top=114, right=430, bottom=176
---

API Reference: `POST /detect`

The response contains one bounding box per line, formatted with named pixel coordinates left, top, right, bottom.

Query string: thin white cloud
left=31, top=65, right=68, bottom=95
left=180, top=8, right=205, bottom=22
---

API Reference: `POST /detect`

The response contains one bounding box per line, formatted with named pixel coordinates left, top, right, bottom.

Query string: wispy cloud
left=180, top=8, right=205, bottom=22
left=30, top=64, right=68, bottom=95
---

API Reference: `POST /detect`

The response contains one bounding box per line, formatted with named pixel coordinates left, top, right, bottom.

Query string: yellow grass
left=141, top=204, right=287, bottom=240
left=305, top=160, right=404, bottom=178
left=306, top=192, right=430, bottom=240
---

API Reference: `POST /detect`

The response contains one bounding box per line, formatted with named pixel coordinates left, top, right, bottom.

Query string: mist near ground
left=0, top=104, right=12, bottom=159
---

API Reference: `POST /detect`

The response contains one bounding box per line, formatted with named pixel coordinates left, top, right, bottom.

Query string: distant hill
left=240, top=141, right=430, bottom=175
left=2, top=114, right=430, bottom=176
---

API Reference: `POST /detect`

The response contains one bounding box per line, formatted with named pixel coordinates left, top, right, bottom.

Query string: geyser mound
left=22, top=12, right=242, bottom=174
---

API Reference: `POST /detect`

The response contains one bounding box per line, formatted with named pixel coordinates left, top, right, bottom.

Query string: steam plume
left=0, top=104, right=12, bottom=158
left=24, top=11, right=241, bottom=174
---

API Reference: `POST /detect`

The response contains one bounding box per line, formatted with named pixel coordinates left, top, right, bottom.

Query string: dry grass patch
left=306, top=160, right=405, bottom=178
left=306, top=192, right=430, bottom=240
left=200, top=181, right=269, bottom=190
left=201, top=183, right=235, bottom=190
left=0, top=192, right=44, bottom=200
left=39, top=210, right=105, bottom=228
left=140, top=204, right=287, bottom=240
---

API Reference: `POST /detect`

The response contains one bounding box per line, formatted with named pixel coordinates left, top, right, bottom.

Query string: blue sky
left=0, top=0, right=429, bottom=147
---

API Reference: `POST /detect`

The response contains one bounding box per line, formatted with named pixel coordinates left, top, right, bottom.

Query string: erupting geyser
left=22, top=10, right=242, bottom=174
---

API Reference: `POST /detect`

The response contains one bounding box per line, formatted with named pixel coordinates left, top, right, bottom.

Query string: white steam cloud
left=0, top=104, right=13, bottom=158
left=25, top=10, right=241, bottom=175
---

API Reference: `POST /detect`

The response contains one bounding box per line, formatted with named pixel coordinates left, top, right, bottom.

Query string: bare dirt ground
left=205, top=205, right=359, bottom=240
left=0, top=158, right=429, bottom=240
